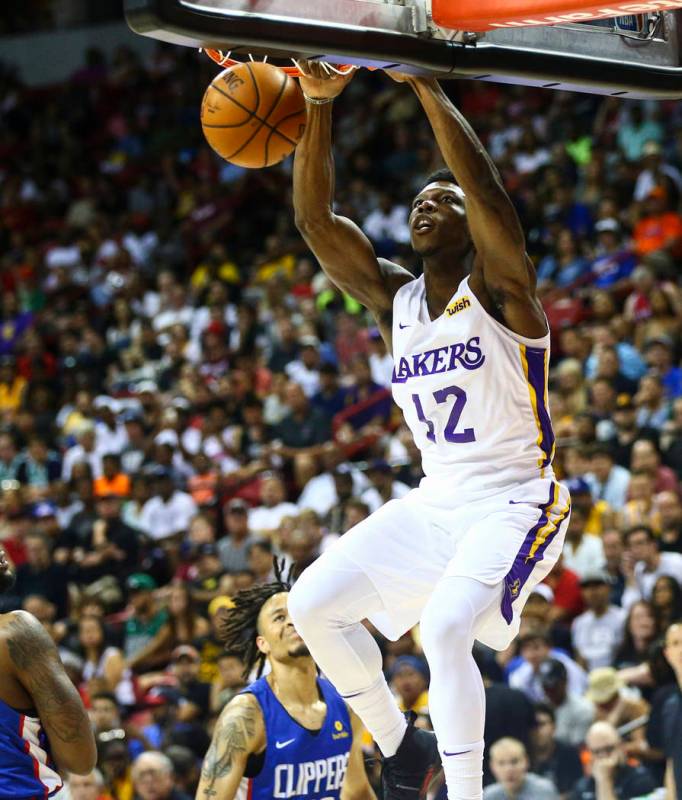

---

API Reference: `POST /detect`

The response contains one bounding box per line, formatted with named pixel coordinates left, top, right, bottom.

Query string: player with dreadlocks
left=196, top=561, right=376, bottom=800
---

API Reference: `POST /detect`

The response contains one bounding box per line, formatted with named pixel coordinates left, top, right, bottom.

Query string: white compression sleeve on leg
left=288, top=550, right=407, bottom=756
left=420, top=577, right=500, bottom=799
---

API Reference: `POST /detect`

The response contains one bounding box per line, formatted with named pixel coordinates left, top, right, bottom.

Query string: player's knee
left=420, top=596, right=475, bottom=657
left=287, top=578, right=317, bottom=634
left=289, top=560, right=352, bottom=636
left=288, top=566, right=337, bottom=632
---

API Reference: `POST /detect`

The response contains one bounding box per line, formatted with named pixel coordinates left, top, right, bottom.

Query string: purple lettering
left=447, top=342, right=467, bottom=371
left=412, top=351, right=432, bottom=376
left=430, top=347, right=448, bottom=374
left=463, top=336, right=486, bottom=369
left=392, top=357, right=413, bottom=384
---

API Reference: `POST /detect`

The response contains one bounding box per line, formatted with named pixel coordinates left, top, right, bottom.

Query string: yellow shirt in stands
left=585, top=499, right=614, bottom=536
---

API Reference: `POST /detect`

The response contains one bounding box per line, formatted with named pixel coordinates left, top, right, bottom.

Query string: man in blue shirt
left=196, top=566, right=376, bottom=799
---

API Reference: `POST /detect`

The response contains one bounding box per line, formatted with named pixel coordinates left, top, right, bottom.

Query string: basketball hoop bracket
left=124, top=0, right=682, bottom=97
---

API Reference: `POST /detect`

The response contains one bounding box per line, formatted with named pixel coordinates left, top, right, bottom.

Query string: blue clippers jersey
left=240, top=676, right=352, bottom=800
left=0, top=697, right=62, bottom=799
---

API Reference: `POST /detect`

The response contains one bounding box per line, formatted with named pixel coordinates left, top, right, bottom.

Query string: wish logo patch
left=445, top=296, right=471, bottom=317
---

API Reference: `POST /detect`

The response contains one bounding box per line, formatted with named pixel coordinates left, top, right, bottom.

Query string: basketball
left=200, top=61, right=307, bottom=169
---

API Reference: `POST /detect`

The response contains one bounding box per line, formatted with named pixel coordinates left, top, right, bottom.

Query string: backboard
left=124, top=0, right=682, bottom=98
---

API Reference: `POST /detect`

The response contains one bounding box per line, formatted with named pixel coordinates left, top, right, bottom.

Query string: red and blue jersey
left=238, top=676, right=352, bottom=800
left=0, top=697, right=62, bottom=799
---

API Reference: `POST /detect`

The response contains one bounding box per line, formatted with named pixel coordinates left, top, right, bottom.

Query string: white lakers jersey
left=391, top=274, right=555, bottom=500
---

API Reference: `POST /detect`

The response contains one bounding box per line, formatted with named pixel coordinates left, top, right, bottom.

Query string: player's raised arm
left=196, top=692, right=264, bottom=800
left=395, top=75, right=546, bottom=339
left=4, top=611, right=96, bottom=775
left=293, top=62, right=412, bottom=347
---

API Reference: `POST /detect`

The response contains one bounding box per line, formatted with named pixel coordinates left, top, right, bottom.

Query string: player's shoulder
left=225, top=688, right=263, bottom=716
left=0, top=611, right=52, bottom=671
left=378, top=258, right=415, bottom=296
left=0, top=610, right=44, bottom=640
left=219, top=690, right=266, bottom=742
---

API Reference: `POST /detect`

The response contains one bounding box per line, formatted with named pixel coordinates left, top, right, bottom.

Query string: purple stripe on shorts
left=501, top=483, right=559, bottom=625
left=525, top=346, right=555, bottom=468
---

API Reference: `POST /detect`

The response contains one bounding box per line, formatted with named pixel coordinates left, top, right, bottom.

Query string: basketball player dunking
left=0, top=545, right=96, bottom=798
left=196, top=571, right=376, bottom=799
left=289, top=64, right=571, bottom=800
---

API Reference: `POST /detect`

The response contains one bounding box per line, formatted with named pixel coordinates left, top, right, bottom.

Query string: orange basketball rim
left=432, top=0, right=682, bottom=30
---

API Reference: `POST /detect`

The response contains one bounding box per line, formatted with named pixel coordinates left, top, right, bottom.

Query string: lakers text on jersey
left=391, top=274, right=555, bottom=500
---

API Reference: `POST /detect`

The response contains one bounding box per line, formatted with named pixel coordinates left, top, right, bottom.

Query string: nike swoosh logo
left=399, top=323, right=411, bottom=329
left=443, top=749, right=471, bottom=757
left=275, top=738, right=296, bottom=749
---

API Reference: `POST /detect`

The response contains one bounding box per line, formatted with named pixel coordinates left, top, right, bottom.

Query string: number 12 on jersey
left=411, top=385, right=476, bottom=444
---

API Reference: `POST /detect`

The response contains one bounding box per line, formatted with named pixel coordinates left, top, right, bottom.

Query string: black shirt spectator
left=275, top=382, right=331, bottom=449
left=531, top=703, right=584, bottom=796
left=73, top=494, right=140, bottom=585
left=311, top=363, right=349, bottom=421
left=570, top=721, right=658, bottom=800
left=476, top=649, right=536, bottom=786
left=14, top=531, right=69, bottom=618
left=570, top=765, right=658, bottom=800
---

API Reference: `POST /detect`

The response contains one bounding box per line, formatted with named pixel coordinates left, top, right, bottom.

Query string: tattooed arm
left=196, top=692, right=265, bottom=800
left=5, top=611, right=97, bottom=775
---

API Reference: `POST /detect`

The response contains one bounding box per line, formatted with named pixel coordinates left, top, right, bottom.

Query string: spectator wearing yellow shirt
left=566, top=476, right=614, bottom=536
left=189, top=243, right=240, bottom=292
left=390, top=655, right=430, bottom=719
left=0, top=355, right=26, bottom=420
left=620, top=471, right=662, bottom=533
left=253, top=234, right=296, bottom=283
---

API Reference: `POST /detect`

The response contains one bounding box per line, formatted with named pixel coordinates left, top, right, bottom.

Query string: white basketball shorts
left=327, top=475, right=571, bottom=651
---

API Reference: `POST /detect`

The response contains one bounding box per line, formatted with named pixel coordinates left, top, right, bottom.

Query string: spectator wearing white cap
left=585, top=667, right=649, bottom=759
left=522, top=585, right=565, bottom=645
left=62, top=422, right=103, bottom=481
left=589, top=218, right=637, bottom=291
left=572, top=569, right=627, bottom=671
left=93, top=396, right=127, bottom=455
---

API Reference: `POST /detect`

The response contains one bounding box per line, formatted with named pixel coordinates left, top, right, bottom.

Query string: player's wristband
left=303, top=94, right=333, bottom=105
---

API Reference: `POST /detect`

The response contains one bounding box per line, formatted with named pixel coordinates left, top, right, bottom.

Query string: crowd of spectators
left=0, top=32, right=681, bottom=800
left=0, top=1, right=120, bottom=35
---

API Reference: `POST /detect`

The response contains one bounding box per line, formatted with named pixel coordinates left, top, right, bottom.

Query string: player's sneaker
left=381, top=712, right=441, bottom=799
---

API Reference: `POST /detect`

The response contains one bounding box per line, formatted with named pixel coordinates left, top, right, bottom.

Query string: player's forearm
left=666, top=760, right=676, bottom=796
left=593, top=777, right=617, bottom=800
left=293, top=102, right=335, bottom=227
left=408, top=78, right=503, bottom=199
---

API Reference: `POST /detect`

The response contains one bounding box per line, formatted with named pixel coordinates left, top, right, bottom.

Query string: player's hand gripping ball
left=201, top=61, right=307, bottom=168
